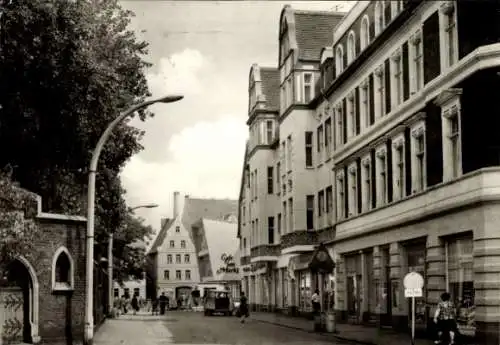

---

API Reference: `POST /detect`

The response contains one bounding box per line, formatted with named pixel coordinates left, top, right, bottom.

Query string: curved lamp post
left=107, top=203, right=159, bottom=316
left=85, top=95, right=182, bottom=345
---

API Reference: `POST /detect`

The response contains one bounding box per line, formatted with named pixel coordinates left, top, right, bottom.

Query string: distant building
left=146, top=192, right=238, bottom=304
left=113, top=277, right=146, bottom=299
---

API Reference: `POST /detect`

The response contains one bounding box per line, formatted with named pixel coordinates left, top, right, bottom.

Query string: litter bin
left=325, top=311, right=336, bottom=333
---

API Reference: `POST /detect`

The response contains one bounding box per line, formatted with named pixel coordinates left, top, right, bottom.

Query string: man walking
left=239, top=291, right=249, bottom=323
left=159, top=292, right=168, bottom=315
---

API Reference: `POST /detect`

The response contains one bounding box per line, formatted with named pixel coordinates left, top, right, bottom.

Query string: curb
left=252, top=318, right=375, bottom=345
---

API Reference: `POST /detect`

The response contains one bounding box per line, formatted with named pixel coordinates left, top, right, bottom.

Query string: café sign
left=216, top=253, right=239, bottom=274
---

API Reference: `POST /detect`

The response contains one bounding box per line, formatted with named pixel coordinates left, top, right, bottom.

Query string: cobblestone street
left=93, top=311, right=355, bottom=345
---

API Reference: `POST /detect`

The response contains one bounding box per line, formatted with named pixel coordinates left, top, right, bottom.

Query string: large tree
left=0, top=0, right=154, bottom=276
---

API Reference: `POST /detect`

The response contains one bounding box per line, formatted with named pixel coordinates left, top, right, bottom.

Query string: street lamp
left=85, top=95, right=182, bottom=345
left=107, top=203, right=159, bottom=316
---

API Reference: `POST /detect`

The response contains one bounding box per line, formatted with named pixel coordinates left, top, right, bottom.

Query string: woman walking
left=239, top=291, right=249, bottom=323
left=434, top=292, right=457, bottom=345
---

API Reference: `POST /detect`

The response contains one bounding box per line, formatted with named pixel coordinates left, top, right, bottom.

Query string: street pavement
left=94, top=311, right=356, bottom=345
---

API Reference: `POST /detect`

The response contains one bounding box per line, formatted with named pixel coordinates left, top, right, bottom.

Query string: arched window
left=336, top=45, right=344, bottom=76
left=360, top=16, right=370, bottom=50
left=347, top=31, right=356, bottom=64
left=51, top=246, right=74, bottom=292
left=374, top=1, right=384, bottom=36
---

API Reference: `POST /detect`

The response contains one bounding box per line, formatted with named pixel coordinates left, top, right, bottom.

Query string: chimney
left=173, top=191, right=180, bottom=218
left=160, top=218, right=168, bottom=229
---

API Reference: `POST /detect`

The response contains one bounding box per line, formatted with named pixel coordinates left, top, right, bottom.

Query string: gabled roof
left=259, top=67, right=280, bottom=111
left=294, top=10, right=345, bottom=61
left=202, top=219, right=240, bottom=282
left=147, top=218, right=174, bottom=255
left=181, top=196, right=238, bottom=232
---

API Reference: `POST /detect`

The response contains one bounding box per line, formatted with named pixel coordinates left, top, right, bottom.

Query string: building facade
left=113, top=277, right=146, bottom=299
left=238, top=1, right=500, bottom=343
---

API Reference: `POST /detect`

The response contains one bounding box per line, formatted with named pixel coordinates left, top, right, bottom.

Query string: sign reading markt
left=216, top=253, right=239, bottom=274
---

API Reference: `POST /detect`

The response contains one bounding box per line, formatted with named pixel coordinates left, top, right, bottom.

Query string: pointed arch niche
left=51, top=246, right=74, bottom=292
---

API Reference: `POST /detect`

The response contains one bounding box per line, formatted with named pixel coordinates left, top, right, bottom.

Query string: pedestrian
left=131, top=293, right=139, bottom=315
left=151, top=297, right=159, bottom=316
left=159, top=292, right=168, bottom=315
left=121, top=294, right=128, bottom=314
left=434, top=292, right=457, bottom=345
left=238, top=291, right=249, bottom=323
left=311, top=289, right=321, bottom=315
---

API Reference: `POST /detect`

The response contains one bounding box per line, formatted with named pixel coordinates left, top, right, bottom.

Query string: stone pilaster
left=360, top=251, right=369, bottom=319
left=426, top=235, right=446, bottom=305
left=372, top=246, right=382, bottom=316
left=335, top=255, right=346, bottom=322
left=389, top=242, right=406, bottom=330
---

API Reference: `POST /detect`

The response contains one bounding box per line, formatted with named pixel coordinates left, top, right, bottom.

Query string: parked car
left=203, top=290, right=232, bottom=316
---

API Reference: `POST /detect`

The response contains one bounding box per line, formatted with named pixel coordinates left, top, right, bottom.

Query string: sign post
left=403, top=271, right=424, bottom=345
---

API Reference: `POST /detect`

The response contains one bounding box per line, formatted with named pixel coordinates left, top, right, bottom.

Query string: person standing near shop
left=312, top=289, right=321, bottom=314
left=159, top=292, right=168, bottom=315
left=434, top=292, right=457, bottom=345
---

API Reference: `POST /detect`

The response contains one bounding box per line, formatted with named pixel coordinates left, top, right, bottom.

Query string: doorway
left=347, top=274, right=361, bottom=323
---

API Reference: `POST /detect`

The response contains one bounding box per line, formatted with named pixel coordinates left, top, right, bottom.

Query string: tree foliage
left=0, top=0, right=154, bottom=276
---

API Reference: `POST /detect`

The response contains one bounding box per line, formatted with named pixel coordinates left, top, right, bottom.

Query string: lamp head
left=157, top=95, right=184, bottom=104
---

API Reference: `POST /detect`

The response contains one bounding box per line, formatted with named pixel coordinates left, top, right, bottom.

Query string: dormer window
left=335, top=45, right=344, bottom=76
left=374, top=1, right=385, bottom=36
left=360, top=16, right=370, bottom=50
left=347, top=31, right=356, bottom=64
left=303, top=73, right=313, bottom=103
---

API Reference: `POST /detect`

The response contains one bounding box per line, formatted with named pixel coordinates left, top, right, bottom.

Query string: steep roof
left=293, top=10, right=345, bottom=61
left=202, top=219, right=240, bottom=282
left=147, top=218, right=174, bottom=255
left=259, top=67, right=280, bottom=111
left=181, top=197, right=238, bottom=231
left=237, top=142, right=249, bottom=238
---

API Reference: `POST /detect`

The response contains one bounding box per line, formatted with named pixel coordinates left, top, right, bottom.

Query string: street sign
left=403, top=271, right=424, bottom=345
left=404, top=288, right=423, bottom=298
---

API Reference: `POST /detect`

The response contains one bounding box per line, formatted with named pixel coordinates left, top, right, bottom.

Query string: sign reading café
left=216, top=253, right=239, bottom=275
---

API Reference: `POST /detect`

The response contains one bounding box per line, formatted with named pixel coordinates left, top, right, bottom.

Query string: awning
left=288, top=243, right=335, bottom=273
left=276, top=253, right=298, bottom=269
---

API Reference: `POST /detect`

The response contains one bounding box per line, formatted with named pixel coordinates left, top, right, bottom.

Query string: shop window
left=51, top=246, right=74, bottom=292
left=298, top=271, right=312, bottom=312
left=446, top=236, right=475, bottom=336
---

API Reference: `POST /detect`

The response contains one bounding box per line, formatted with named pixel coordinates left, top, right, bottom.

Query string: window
left=336, top=105, right=344, bottom=146
left=254, top=169, right=258, bottom=198
left=449, top=110, right=461, bottom=178
left=287, top=78, right=293, bottom=107
left=318, top=190, right=325, bottom=219
left=442, top=2, right=457, bottom=68
left=124, top=288, right=130, bottom=297
left=176, top=254, right=181, bottom=264
left=276, top=162, right=281, bottom=193
left=114, top=288, right=119, bottom=297
left=349, top=167, right=357, bottom=217
left=52, top=247, right=73, bottom=291
left=374, top=1, right=384, bottom=36
left=411, top=125, right=426, bottom=192
left=361, top=80, right=370, bottom=129
left=391, top=0, right=402, bottom=19
left=394, top=141, right=405, bottom=200
left=411, top=31, right=423, bottom=94
left=325, top=186, right=333, bottom=215
left=266, top=120, right=274, bottom=144
left=317, top=125, right=324, bottom=155
left=268, top=217, right=275, bottom=244
left=325, top=117, right=332, bottom=152
left=348, top=92, right=356, bottom=138
left=303, top=73, right=313, bottom=103
left=377, top=151, right=387, bottom=205
left=336, top=45, right=344, bottom=75
left=170, top=240, right=175, bottom=248
left=267, top=166, right=274, bottom=194
left=283, top=201, right=287, bottom=233
left=164, top=270, right=170, bottom=280
left=360, top=16, right=370, bottom=50
left=167, top=254, right=173, bottom=264
left=133, top=288, right=140, bottom=297
left=286, top=135, right=292, bottom=171
left=181, top=240, right=186, bottom=249
left=277, top=213, right=282, bottom=235
left=337, top=173, right=345, bottom=220
left=375, top=66, right=385, bottom=118
left=392, top=52, right=403, bottom=107
left=175, top=226, right=180, bottom=233
left=362, top=158, right=372, bottom=212
left=288, top=198, right=293, bottom=232
left=305, top=132, right=313, bottom=167
left=185, top=270, right=191, bottom=280
left=243, top=238, right=247, bottom=249
left=184, top=254, right=190, bottom=263
left=176, top=270, right=181, bottom=280
left=347, top=31, right=356, bottom=64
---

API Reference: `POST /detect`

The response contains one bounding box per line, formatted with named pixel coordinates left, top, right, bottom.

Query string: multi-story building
left=238, top=1, right=500, bottom=343
left=147, top=192, right=238, bottom=305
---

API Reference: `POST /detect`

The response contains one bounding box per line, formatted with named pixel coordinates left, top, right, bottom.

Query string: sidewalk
left=94, top=313, right=175, bottom=345
left=250, top=312, right=436, bottom=345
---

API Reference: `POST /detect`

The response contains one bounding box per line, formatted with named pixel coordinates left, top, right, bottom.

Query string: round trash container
left=326, top=311, right=336, bottom=333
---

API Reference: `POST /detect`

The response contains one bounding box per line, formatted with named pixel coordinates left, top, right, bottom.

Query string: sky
left=119, top=0, right=356, bottom=233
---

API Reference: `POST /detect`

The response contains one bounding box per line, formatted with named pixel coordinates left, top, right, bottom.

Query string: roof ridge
left=259, top=66, right=279, bottom=71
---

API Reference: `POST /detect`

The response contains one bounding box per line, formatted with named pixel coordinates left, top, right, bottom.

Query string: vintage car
left=203, top=290, right=232, bottom=316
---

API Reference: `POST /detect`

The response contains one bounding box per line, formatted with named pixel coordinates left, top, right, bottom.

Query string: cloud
left=146, top=48, right=207, bottom=97
left=121, top=115, right=248, bottom=231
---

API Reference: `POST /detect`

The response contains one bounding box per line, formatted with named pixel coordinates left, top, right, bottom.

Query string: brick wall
left=34, top=217, right=86, bottom=344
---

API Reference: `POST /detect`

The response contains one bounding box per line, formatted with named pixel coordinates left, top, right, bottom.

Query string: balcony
left=250, top=244, right=280, bottom=263
left=280, top=230, right=318, bottom=254
left=335, top=167, right=500, bottom=241
left=240, top=255, right=251, bottom=266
